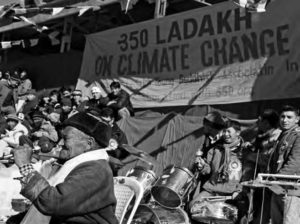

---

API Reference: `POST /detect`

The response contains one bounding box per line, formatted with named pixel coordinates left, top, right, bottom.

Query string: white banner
left=77, top=0, right=300, bottom=107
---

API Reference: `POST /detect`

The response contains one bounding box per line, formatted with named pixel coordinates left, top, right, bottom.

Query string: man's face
left=257, top=117, right=271, bottom=133
left=59, top=126, right=91, bottom=160
left=73, top=95, right=82, bottom=103
left=223, top=127, right=240, bottom=144
left=50, top=94, right=58, bottom=103
left=20, top=71, right=27, bottom=79
left=63, top=91, right=71, bottom=98
left=33, top=117, right=43, bottom=129
left=43, top=96, right=50, bottom=104
left=62, top=105, right=71, bottom=113
left=7, top=120, right=18, bottom=130
left=91, top=91, right=101, bottom=100
left=111, top=87, right=121, bottom=96
left=280, top=111, right=299, bottom=131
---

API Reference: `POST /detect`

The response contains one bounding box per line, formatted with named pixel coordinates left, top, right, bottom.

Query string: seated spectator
left=60, top=97, right=73, bottom=121
left=21, top=92, right=38, bottom=115
left=48, top=90, right=61, bottom=113
left=107, top=81, right=134, bottom=119
left=0, top=113, right=29, bottom=157
left=71, top=89, right=83, bottom=111
left=31, top=111, right=58, bottom=145
left=82, top=86, right=108, bottom=112
left=60, top=87, right=72, bottom=98
left=190, top=120, right=248, bottom=222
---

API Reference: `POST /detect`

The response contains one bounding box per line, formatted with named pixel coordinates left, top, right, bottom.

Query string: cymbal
left=121, top=144, right=158, bottom=166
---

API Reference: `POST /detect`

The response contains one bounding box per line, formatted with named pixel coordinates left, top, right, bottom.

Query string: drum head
left=151, top=186, right=181, bottom=208
left=131, top=204, right=189, bottom=224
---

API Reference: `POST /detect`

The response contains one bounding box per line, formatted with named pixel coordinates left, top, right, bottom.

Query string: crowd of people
left=0, top=69, right=134, bottom=158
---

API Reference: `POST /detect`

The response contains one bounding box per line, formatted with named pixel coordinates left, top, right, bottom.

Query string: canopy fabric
left=0, top=0, right=119, bottom=33
left=117, top=112, right=257, bottom=176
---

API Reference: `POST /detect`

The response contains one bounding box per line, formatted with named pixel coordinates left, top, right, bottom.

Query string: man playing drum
left=190, top=120, right=248, bottom=223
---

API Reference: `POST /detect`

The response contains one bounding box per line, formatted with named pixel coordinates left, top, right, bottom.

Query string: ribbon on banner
left=232, top=0, right=268, bottom=12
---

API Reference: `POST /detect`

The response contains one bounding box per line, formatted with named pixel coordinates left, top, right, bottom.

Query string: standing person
left=107, top=81, right=134, bottom=119
left=200, top=111, right=227, bottom=159
left=243, top=109, right=281, bottom=224
left=12, top=112, right=118, bottom=224
left=0, top=72, right=18, bottom=115
left=16, top=69, right=32, bottom=113
left=269, top=105, right=300, bottom=224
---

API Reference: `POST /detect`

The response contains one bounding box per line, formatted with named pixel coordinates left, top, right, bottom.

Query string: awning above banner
left=77, top=0, right=300, bottom=108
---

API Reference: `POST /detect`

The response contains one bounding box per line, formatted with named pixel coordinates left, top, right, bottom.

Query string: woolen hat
left=63, top=112, right=112, bottom=148
left=32, top=111, right=45, bottom=120
left=6, top=113, right=19, bottom=122
left=203, top=111, right=227, bottom=130
left=91, top=86, right=101, bottom=94
left=72, top=89, right=82, bottom=96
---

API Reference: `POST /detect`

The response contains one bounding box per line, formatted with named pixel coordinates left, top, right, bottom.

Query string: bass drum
left=131, top=203, right=190, bottom=224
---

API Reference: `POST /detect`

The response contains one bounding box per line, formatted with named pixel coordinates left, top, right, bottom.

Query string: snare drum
left=191, top=200, right=238, bottom=224
left=126, top=166, right=158, bottom=194
left=151, top=166, right=194, bottom=208
left=131, top=203, right=190, bottom=224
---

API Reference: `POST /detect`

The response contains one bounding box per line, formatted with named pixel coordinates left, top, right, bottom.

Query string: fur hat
left=203, top=111, right=227, bottom=130
left=63, top=112, right=112, bottom=148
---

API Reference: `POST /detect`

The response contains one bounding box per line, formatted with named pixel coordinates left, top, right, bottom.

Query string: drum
left=131, top=203, right=190, bottom=224
left=191, top=200, right=238, bottom=224
left=126, top=166, right=158, bottom=194
left=151, top=166, right=194, bottom=208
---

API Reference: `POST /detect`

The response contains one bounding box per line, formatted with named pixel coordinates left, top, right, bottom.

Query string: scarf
left=218, top=138, right=242, bottom=181
left=21, top=148, right=109, bottom=224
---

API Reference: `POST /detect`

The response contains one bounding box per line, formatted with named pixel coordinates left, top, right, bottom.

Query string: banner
left=77, top=0, right=300, bottom=108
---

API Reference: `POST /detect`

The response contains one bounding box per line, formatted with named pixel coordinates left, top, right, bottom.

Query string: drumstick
left=202, top=196, right=233, bottom=201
